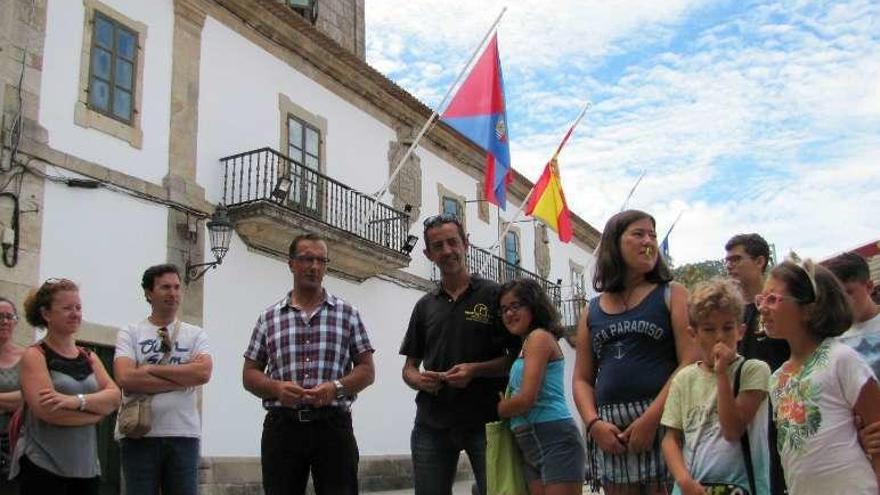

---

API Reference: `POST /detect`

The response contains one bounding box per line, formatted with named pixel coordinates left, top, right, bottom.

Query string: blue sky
left=366, top=0, right=880, bottom=264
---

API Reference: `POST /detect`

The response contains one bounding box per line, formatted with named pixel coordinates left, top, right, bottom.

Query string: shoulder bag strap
left=734, top=359, right=757, bottom=495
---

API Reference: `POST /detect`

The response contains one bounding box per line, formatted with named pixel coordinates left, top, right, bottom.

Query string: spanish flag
left=525, top=157, right=573, bottom=242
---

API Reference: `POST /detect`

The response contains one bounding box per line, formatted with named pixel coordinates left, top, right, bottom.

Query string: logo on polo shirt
left=464, top=303, right=491, bottom=324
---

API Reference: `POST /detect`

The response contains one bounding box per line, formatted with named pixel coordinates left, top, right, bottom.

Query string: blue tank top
left=589, top=283, right=677, bottom=404
left=508, top=357, right=571, bottom=428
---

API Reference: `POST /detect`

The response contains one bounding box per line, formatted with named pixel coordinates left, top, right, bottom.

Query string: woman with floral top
left=758, top=259, right=880, bottom=494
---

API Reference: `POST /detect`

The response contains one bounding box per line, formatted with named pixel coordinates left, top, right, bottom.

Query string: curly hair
left=23, top=279, right=79, bottom=328
left=687, top=277, right=745, bottom=327
left=593, top=209, right=672, bottom=293
left=498, top=278, right=563, bottom=339
left=770, top=260, right=852, bottom=340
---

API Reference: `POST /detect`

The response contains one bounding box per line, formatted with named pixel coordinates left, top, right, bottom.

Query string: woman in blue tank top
left=497, top=278, right=586, bottom=495
left=572, top=210, right=697, bottom=495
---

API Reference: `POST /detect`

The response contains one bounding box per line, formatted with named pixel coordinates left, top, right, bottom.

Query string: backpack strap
left=734, top=359, right=757, bottom=495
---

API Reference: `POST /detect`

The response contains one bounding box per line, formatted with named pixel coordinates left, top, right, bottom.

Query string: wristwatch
left=333, top=379, right=345, bottom=399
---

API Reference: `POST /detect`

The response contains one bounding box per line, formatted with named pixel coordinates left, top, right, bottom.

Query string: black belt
left=268, top=406, right=348, bottom=423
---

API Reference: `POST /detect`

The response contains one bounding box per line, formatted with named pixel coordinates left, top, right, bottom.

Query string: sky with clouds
left=365, top=0, right=880, bottom=265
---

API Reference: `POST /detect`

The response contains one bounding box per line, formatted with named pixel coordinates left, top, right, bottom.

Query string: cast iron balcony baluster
left=219, top=148, right=409, bottom=252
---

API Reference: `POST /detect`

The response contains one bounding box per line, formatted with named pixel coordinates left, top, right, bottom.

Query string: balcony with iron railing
left=219, top=147, right=414, bottom=280
left=432, top=243, right=562, bottom=300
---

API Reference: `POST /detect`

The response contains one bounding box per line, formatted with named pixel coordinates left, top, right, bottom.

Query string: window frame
left=74, top=0, right=146, bottom=148
left=87, top=11, right=138, bottom=124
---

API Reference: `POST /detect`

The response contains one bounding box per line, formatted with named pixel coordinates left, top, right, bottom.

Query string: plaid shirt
left=244, top=290, right=374, bottom=409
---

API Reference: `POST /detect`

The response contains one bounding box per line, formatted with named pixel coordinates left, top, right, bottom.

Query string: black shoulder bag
left=734, top=359, right=757, bottom=495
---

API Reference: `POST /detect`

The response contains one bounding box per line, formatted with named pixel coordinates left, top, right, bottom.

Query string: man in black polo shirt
left=400, top=214, right=519, bottom=495
left=725, top=233, right=789, bottom=495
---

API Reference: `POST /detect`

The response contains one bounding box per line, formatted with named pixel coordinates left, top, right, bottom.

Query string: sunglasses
left=423, top=213, right=461, bottom=228
left=157, top=327, right=172, bottom=353
left=755, top=293, right=797, bottom=308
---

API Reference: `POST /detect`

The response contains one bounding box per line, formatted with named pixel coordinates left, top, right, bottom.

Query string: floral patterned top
left=770, top=339, right=878, bottom=495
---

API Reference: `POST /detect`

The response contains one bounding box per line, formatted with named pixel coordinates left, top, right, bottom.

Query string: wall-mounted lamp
left=186, top=205, right=234, bottom=284
left=271, top=175, right=292, bottom=203
left=402, top=235, right=419, bottom=255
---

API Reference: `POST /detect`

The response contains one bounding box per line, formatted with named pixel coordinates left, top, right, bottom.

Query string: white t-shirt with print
left=114, top=319, right=210, bottom=439
left=836, top=311, right=880, bottom=379
left=770, top=339, right=878, bottom=495
left=662, top=356, right=771, bottom=495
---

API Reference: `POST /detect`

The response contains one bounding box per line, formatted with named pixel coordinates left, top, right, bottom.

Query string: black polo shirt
left=400, top=276, right=520, bottom=429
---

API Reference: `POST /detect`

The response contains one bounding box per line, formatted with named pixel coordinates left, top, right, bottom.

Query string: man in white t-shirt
left=113, top=264, right=213, bottom=495
left=825, top=252, right=880, bottom=458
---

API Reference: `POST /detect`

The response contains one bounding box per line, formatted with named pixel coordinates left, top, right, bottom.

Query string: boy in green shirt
left=661, top=278, right=771, bottom=495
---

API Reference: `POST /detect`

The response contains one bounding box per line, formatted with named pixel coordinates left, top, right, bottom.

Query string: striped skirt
left=586, top=398, right=670, bottom=490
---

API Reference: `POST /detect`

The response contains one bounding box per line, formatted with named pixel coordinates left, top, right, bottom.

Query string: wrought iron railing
left=559, top=296, right=588, bottom=329
left=220, top=148, right=410, bottom=252
left=432, top=244, right=562, bottom=302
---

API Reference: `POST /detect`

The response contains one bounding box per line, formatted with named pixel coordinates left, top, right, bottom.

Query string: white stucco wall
left=196, top=17, right=399, bottom=207
left=191, top=10, right=599, bottom=458
left=39, top=170, right=168, bottom=328
left=40, top=0, right=174, bottom=185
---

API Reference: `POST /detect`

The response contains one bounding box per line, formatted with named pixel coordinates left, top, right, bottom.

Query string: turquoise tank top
left=508, top=357, right=571, bottom=428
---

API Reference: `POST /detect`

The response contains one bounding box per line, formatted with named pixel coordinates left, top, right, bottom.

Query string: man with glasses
left=243, top=233, right=375, bottom=495
left=724, top=234, right=789, bottom=495
left=114, top=263, right=213, bottom=495
left=400, top=214, right=519, bottom=495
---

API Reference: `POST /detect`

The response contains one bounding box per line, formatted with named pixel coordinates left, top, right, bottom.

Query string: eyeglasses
left=755, top=293, right=797, bottom=308
left=292, top=255, right=330, bottom=266
left=423, top=213, right=461, bottom=228
left=498, top=301, right=526, bottom=317
left=723, top=255, right=753, bottom=267
left=0, top=313, right=18, bottom=322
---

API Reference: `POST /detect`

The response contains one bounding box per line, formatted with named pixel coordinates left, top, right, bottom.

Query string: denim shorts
left=513, top=418, right=586, bottom=485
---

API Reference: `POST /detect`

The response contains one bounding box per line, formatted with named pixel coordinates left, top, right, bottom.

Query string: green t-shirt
left=661, top=356, right=771, bottom=495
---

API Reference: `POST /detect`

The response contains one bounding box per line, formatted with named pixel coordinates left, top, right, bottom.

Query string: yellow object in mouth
left=644, top=247, right=654, bottom=259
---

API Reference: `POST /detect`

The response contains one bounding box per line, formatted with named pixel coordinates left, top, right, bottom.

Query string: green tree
left=671, top=259, right=726, bottom=291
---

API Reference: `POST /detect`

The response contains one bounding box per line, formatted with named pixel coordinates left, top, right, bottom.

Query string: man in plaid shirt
left=242, top=233, right=375, bottom=495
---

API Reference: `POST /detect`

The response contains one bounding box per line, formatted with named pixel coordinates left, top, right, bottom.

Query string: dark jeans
left=411, top=422, right=487, bottom=495
left=261, top=408, right=359, bottom=495
left=18, top=455, right=99, bottom=495
left=120, top=437, right=200, bottom=495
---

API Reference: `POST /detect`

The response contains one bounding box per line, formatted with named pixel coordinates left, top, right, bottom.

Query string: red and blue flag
left=442, top=34, right=512, bottom=208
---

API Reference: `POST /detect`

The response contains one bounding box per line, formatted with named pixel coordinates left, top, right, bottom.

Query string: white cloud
left=367, top=0, right=880, bottom=265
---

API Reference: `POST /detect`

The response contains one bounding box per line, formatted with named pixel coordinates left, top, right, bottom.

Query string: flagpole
left=357, top=7, right=508, bottom=236
left=475, top=101, right=591, bottom=277
left=619, top=169, right=646, bottom=212
left=662, top=210, right=685, bottom=241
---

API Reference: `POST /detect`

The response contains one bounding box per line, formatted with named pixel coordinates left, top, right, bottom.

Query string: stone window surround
left=476, top=182, right=490, bottom=223
left=278, top=93, right=327, bottom=174
left=435, top=183, right=466, bottom=235
left=74, top=0, right=146, bottom=148
left=501, top=222, right=522, bottom=266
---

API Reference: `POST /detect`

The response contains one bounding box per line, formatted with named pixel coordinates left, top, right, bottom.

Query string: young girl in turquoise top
left=497, top=278, right=585, bottom=495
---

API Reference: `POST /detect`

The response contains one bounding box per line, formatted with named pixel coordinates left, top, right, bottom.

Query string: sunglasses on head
left=423, top=213, right=461, bottom=229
